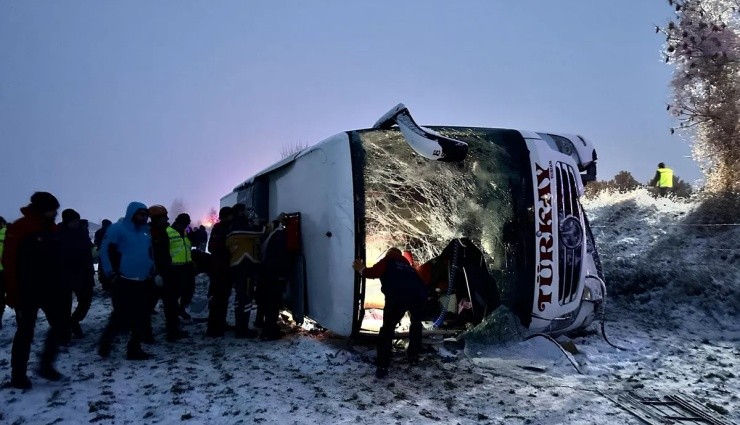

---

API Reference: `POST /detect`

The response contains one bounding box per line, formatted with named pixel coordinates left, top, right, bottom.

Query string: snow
left=1, top=189, right=738, bottom=424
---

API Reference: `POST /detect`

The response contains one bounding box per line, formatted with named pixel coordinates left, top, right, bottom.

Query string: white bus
left=222, top=104, right=605, bottom=337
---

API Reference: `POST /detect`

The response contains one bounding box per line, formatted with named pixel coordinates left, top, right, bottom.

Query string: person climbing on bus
left=352, top=248, right=427, bottom=379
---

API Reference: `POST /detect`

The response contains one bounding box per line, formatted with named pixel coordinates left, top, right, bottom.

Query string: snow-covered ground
left=0, top=189, right=737, bottom=424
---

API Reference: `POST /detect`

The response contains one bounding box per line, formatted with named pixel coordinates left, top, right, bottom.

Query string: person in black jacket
left=206, top=207, right=233, bottom=337
left=352, top=248, right=426, bottom=379
left=94, top=219, right=112, bottom=291
left=258, top=214, right=290, bottom=340
left=58, top=209, right=95, bottom=341
left=148, top=205, right=187, bottom=342
left=1, top=192, right=66, bottom=389
left=0, top=216, right=7, bottom=330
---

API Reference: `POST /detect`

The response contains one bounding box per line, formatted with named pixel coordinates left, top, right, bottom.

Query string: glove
left=154, top=274, right=164, bottom=288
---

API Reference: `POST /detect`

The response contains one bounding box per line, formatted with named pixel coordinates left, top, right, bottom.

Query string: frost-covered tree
left=611, top=170, right=641, bottom=192
left=660, top=0, right=740, bottom=194
left=672, top=174, right=695, bottom=197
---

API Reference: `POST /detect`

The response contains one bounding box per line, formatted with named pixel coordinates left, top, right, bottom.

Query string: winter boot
left=234, top=308, right=257, bottom=338
left=71, top=321, right=83, bottom=338
left=98, top=340, right=112, bottom=358
left=126, top=348, right=153, bottom=361
left=235, top=328, right=259, bottom=339
left=10, top=374, right=32, bottom=390
left=375, top=367, right=388, bottom=379
left=38, top=365, right=64, bottom=382
left=166, top=329, right=189, bottom=342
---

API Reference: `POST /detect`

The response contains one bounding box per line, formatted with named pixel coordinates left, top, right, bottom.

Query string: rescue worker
left=2, top=192, right=66, bottom=389
left=352, top=248, right=426, bottom=379
left=170, top=213, right=196, bottom=321
left=149, top=205, right=188, bottom=342
left=94, top=219, right=112, bottom=291
left=98, top=202, right=155, bottom=360
left=58, top=209, right=95, bottom=340
left=0, top=216, right=6, bottom=330
left=225, top=204, right=266, bottom=338
left=650, top=162, right=674, bottom=197
left=206, top=206, right=233, bottom=337
left=258, top=214, right=290, bottom=340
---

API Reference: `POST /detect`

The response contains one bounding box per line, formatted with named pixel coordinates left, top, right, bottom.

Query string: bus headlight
left=582, top=286, right=593, bottom=301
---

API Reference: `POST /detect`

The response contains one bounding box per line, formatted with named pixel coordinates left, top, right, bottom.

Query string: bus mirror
left=373, top=103, right=468, bottom=162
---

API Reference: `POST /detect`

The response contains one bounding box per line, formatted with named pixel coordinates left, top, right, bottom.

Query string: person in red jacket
left=352, top=248, right=427, bottom=378
left=1, top=192, right=66, bottom=389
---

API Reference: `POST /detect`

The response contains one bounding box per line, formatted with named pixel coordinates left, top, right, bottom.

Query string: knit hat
left=61, top=208, right=81, bottom=224
left=30, top=192, right=60, bottom=212
left=148, top=204, right=168, bottom=218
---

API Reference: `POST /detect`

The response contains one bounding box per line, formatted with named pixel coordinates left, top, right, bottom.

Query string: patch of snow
left=0, top=189, right=737, bottom=424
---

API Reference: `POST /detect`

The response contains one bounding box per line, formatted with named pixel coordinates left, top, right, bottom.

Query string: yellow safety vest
left=167, top=226, right=192, bottom=265
left=0, top=227, right=5, bottom=272
left=657, top=167, right=674, bottom=188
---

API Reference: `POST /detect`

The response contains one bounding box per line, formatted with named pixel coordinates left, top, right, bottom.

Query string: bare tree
left=659, top=0, right=740, bottom=194
left=280, top=141, right=310, bottom=159
left=170, top=197, right=187, bottom=217
left=206, top=207, right=219, bottom=225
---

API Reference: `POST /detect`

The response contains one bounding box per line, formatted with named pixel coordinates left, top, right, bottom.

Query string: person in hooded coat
left=97, top=202, right=155, bottom=360
left=57, top=209, right=95, bottom=342
left=1, top=192, right=66, bottom=389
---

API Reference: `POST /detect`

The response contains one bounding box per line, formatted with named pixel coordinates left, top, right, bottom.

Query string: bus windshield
left=356, top=127, right=535, bottom=323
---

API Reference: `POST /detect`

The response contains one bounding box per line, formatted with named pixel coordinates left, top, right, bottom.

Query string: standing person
left=0, top=216, right=7, bottom=330
left=148, top=205, right=187, bottom=342
left=196, top=225, right=208, bottom=251
left=206, top=207, right=233, bottom=337
left=98, top=202, right=155, bottom=360
left=650, top=162, right=674, bottom=197
left=258, top=214, right=290, bottom=340
left=169, top=213, right=195, bottom=321
left=1, top=192, right=66, bottom=389
left=352, top=248, right=427, bottom=379
left=225, top=205, right=265, bottom=338
left=58, top=209, right=95, bottom=341
left=94, top=219, right=112, bottom=291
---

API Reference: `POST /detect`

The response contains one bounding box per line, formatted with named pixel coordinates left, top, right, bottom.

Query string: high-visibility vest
left=657, top=167, right=674, bottom=188
left=167, top=226, right=192, bottom=265
left=0, top=227, right=5, bottom=272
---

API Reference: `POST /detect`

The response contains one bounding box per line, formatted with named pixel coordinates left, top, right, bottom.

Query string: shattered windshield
left=356, top=127, right=534, bottom=314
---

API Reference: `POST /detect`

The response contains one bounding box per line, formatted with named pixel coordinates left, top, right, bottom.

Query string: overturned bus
left=221, top=104, right=605, bottom=338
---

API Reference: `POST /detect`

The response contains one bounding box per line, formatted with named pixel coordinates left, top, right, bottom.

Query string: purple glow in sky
left=0, top=1, right=699, bottom=224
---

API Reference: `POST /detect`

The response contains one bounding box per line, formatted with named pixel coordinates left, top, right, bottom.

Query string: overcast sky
left=0, top=1, right=699, bottom=224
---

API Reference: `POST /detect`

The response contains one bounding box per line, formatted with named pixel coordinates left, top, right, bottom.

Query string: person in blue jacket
left=97, top=202, right=155, bottom=360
